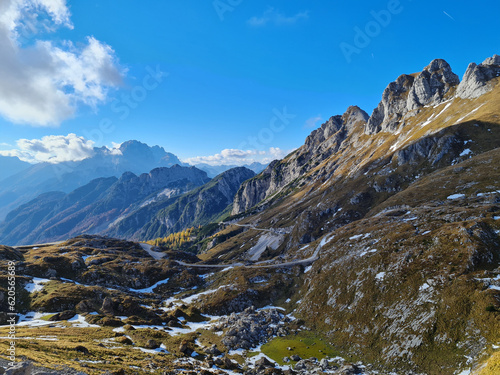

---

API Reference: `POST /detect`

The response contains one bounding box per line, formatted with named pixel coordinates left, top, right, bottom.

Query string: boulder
left=4, top=362, right=33, bottom=375
left=49, top=310, right=75, bottom=321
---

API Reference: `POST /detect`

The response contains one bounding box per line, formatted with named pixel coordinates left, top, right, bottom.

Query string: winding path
left=140, top=222, right=325, bottom=269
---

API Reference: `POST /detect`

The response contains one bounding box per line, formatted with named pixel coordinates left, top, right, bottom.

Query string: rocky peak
left=365, top=74, right=414, bottom=134
left=457, top=54, right=500, bottom=99
left=406, top=59, right=459, bottom=110
left=305, top=106, right=369, bottom=151
left=366, top=59, right=460, bottom=134
left=342, top=105, right=370, bottom=132
left=304, top=116, right=343, bottom=150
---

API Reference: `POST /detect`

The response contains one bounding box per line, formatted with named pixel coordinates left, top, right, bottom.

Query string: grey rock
left=255, top=357, right=275, bottom=368
left=320, top=358, right=329, bottom=369
left=205, top=344, right=221, bottom=356
left=366, top=59, right=460, bottom=134
left=5, top=362, right=33, bottom=375
left=457, top=54, right=500, bottom=99
left=365, top=74, right=414, bottom=134
left=406, top=59, right=459, bottom=110
left=144, top=339, right=159, bottom=349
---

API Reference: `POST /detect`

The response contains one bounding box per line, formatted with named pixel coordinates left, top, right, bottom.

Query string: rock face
left=232, top=106, right=369, bottom=215
left=457, top=54, right=500, bottom=99
left=232, top=55, right=500, bottom=218
left=366, top=59, right=459, bottom=134
left=407, top=59, right=460, bottom=110
left=133, top=167, right=255, bottom=239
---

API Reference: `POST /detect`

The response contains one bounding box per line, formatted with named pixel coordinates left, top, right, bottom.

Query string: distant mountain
left=0, top=165, right=209, bottom=246
left=104, top=166, right=256, bottom=240
left=0, top=155, right=31, bottom=181
left=192, top=162, right=266, bottom=178
left=0, top=140, right=185, bottom=220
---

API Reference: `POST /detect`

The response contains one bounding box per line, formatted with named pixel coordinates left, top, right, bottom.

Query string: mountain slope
left=105, top=167, right=256, bottom=240
left=0, top=155, right=31, bottom=181
left=0, top=165, right=209, bottom=245
left=192, top=55, right=500, bottom=373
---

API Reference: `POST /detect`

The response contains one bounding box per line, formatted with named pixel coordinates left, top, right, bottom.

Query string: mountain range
left=0, top=55, right=499, bottom=374
left=0, top=140, right=267, bottom=221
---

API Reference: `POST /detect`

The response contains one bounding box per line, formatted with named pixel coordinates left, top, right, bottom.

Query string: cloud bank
left=184, top=147, right=290, bottom=166
left=0, top=0, right=124, bottom=126
left=0, top=134, right=96, bottom=163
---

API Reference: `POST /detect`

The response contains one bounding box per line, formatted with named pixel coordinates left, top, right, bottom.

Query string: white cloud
left=305, top=115, right=323, bottom=128
left=0, top=134, right=96, bottom=163
left=0, top=0, right=124, bottom=126
left=248, top=8, right=309, bottom=27
left=184, top=147, right=292, bottom=166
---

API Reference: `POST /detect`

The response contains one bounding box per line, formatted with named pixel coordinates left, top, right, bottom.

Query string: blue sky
left=0, top=0, right=499, bottom=165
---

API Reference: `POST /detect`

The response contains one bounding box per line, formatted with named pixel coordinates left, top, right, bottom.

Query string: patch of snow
left=258, top=305, right=285, bottom=311
left=456, top=104, right=484, bottom=123
left=163, top=285, right=234, bottom=309
left=129, top=278, right=170, bottom=293
left=320, top=234, right=335, bottom=247
left=14, top=312, right=57, bottom=327
left=493, top=216, right=500, bottom=221
left=68, top=314, right=100, bottom=328
left=489, top=285, right=500, bottom=291
left=24, top=277, right=51, bottom=293
left=304, top=265, right=313, bottom=273
left=134, top=344, right=169, bottom=354
left=375, top=272, right=386, bottom=281
left=359, top=249, right=377, bottom=257
left=460, top=149, right=472, bottom=157
left=349, top=234, right=363, bottom=240
left=447, top=193, right=465, bottom=200
left=419, top=283, right=430, bottom=291
left=421, top=230, right=431, bottom=235
left=403, top=216, right=418, bottom=222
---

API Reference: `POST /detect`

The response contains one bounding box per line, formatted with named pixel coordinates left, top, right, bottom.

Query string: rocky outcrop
left=232, top=106, right=369, bottom=215
left=366, top=59, right=459, bottom=134
left=213, top=306, right=290, bottom=350
left=457, top=54, right=500, bottom=99
left=407, top=59, right=459, bottom=110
